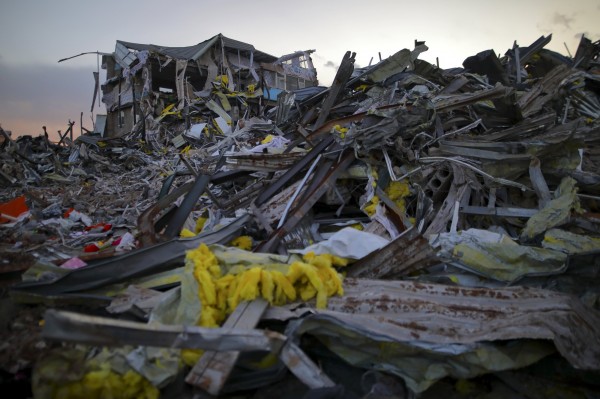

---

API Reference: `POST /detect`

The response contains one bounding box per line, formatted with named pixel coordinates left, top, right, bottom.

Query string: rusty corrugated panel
left=321, top=278, right=600, bottom=370
left=346, top=227, right=439, bottom=278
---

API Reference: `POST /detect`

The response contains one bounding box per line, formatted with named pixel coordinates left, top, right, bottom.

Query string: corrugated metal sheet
left=318, top=278, right=600, bottom=369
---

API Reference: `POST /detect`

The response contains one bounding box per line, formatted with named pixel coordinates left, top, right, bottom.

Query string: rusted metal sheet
left=322, top=278, right=600, bottom=370
left=346, top=227, right=438, bottom=278
left=138, top=181, right=194, bottom=246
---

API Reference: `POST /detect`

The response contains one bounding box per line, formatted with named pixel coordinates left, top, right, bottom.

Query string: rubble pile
left=1, top=33, right=600, bottom=398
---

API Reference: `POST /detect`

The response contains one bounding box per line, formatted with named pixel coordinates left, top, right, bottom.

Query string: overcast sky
left=1, top=0, right=598, bottom=140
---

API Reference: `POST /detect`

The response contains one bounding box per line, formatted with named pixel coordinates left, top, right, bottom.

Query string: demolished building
left=1, top=33, right=600, bottom=398
left=101, top=33, right=318, bottom=137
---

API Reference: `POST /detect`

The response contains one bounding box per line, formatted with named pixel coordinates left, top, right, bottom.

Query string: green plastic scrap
left=520, top=177, right=582, bottom=241
left=452, top=240, right=567, bottom=283
left=542, top=229, right=600, bottom=254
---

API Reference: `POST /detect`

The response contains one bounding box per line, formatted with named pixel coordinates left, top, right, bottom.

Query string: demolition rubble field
left=1, top=34, right=600, bottom=398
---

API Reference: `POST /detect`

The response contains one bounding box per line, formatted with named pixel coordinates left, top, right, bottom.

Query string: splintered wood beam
left=42, top=309, right=284, bottom=352
left=43, top=308, right=335, bottom=391
left=185, top=300, right=269, bottom=394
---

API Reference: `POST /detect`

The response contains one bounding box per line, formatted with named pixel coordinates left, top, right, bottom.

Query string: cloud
left=0, top=60, right=102, bottom=140
left=552, top=12, right=573, bottom=30
left=324, top=60, right=338, bottom=69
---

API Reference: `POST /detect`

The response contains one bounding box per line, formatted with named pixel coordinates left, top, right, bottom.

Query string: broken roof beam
left=517, top=64, right=572, bottom=117
left=225, top=153, right=305, bottom=172
left=480, top=112, right=556, bottom=142
left=433, top=84, right=511, bottom=112
left=362, top=44, right=428, bottom=83
left=517, top=34, right=553, bottom=66
left=312, top=51, right=356, bottom=130
left=254, top=135, right=335, bottom=207
left=163, top=173, right=211, bottom=239
left=573, top=34, right=599, bottom=69
left=257, top=151, right=355, bottom=253
left=43, top=309, right=284, bottom=352
left=138, top=180, right=195, bottom=246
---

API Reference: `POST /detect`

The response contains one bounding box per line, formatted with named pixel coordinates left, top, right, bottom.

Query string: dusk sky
left=1, top=0, right=598, bottom=141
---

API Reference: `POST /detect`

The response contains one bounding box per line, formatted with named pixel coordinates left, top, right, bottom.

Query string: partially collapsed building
left=101, top=33, right=318, bottom=137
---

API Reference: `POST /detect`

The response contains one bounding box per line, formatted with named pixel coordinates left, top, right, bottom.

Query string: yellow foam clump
left=332, top=124, right=349, bottom=138
left=185, top=244, right=345, bottom=328
left=215, top=75, right=228, bottom=85
left=180, top=228, right=196, bottom=238
left=230, top=235, right=253, bottom=250
left=195, top=217, right=207, bottom=233
left=49, top=364, right=158, bottom=399
left=261, top=134, right=274, bottom=144
left=385, top=180, right=410, bottom=212
left=363, top=195, right=380, bottom=217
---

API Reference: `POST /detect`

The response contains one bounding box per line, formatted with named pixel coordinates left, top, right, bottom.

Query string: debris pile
left=1, top=33, right=600, bottom=398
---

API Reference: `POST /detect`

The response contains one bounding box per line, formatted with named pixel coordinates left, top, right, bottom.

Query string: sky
left=1, top=0, right=599, bottom=141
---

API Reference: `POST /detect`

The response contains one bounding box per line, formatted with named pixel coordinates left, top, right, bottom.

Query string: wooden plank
left=280, top=341, right=335, bottom=389
left=460, top=205, right=538, bottom=218
left=42, top=309, right=283, bottom=351
left=185, top=300, right=269, bottom=394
